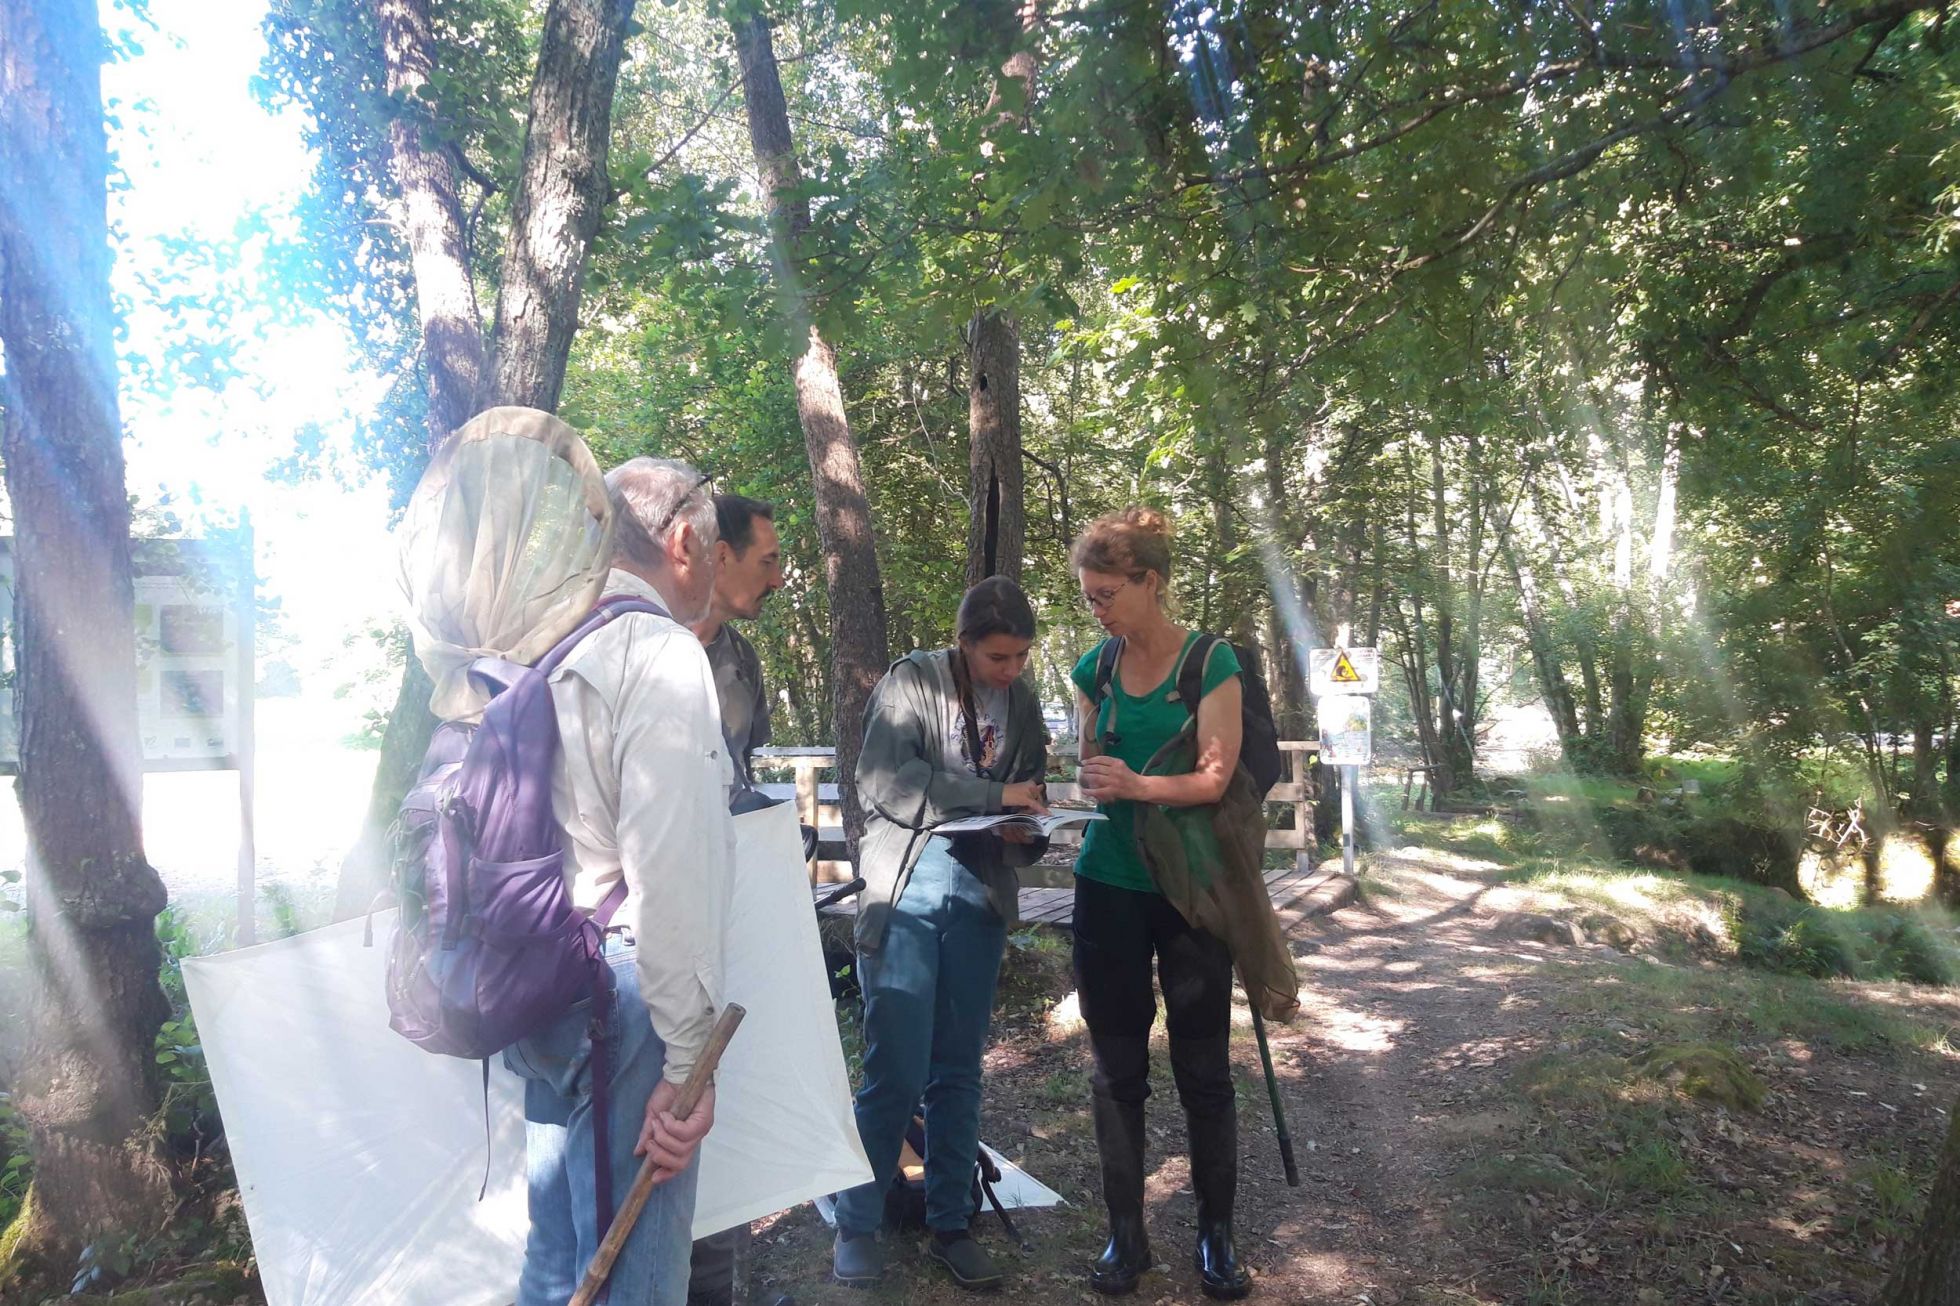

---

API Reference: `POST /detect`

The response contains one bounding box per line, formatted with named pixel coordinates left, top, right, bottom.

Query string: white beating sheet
left=184, top=802, right=869, bottom=1306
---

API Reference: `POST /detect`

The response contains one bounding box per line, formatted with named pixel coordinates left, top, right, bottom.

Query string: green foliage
left=0, top=1092, right=28, bottom=1235
left=1873, top=914, right=1958, bottom=987
left=153, top=910, right=222, bottom=1144
left=1731, top=897, right=1859, bottom=979
left=252, top=0, right=1959, bottom=814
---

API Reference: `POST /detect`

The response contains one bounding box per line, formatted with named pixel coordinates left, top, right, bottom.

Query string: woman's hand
left=1001, top=781, right=1050, bottom=813
left=1080, top=755, right=1143, bottom=802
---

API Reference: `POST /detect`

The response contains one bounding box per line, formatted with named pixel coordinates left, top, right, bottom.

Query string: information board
left=1318, top=692, right=1373, bottom=766
left=0, top=536, right=252, bottom=771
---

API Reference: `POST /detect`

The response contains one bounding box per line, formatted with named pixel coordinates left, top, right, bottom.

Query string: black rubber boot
left=1186, top=1106, right=1251, bottom=1300
left=1088, top=1035, right=1152, bottom=1295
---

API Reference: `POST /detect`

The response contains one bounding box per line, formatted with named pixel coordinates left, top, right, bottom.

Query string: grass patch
left=1629, top=1044, right=1765, bottom=1111
left=1483, top=853, right=1960, bottom=987
left=1546, top=954, right=1936, bottom=1052
left=1606, top=1136, right=1693, bottom=1197
left=1455, top=1151, right=1593, bottom=1199
left=1381, top=812, right=1539, bottom=865
left=1516, top=1051, right=1633, bottom=1109
left=1037, top=1068, right=1089, bottom=1105
left=1848, top=1158, right=1927, bottom=1241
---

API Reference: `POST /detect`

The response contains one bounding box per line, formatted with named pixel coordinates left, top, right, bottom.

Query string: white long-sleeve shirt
left=548, top=569, right=734, bottom=1085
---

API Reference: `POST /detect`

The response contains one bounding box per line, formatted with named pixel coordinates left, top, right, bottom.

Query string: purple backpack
left=382, top=596, right=661, bottom=1231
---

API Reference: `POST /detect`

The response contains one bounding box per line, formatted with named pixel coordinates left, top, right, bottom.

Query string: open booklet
left=933, top=809, right=1109, bottom=838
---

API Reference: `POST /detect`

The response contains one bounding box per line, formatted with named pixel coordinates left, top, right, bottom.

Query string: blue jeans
left=833, top=839, right=1008, bottom=1237
left=504, top=943, right=699, bottom=1306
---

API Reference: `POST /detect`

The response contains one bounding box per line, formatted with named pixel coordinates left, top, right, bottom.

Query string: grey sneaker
left=832, top=1231, right=884, bottom=1286
left=928, top=1232, right=1004, bottom=1292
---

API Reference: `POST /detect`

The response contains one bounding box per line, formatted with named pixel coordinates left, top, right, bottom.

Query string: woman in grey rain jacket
left=829, top=577, right=1050, bottom=1293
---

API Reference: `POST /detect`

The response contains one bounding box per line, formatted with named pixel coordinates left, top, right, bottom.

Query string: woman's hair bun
left=1120, top=506, right=1171, bottom=541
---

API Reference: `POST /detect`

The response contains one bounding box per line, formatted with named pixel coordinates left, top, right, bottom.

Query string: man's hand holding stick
left=568, top=1003, right=747, bottom=1306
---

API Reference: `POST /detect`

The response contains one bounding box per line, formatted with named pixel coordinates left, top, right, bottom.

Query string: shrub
left=1731, top=899, right=1857, bottom=978
left=1872, top=915, right=1957, bottom=986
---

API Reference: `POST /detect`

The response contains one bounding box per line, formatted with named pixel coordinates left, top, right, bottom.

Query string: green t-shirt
left=1070, top=633, right=1241, bottom=893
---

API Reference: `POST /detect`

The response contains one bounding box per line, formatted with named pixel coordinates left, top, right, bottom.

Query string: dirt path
left=749, top=847, right=1960, bottom=1305
left=1228, top=849, right=1545, bottom=1305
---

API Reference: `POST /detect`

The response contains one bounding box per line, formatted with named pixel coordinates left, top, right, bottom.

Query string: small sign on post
left=1309, top=645, right=1380, bottom=697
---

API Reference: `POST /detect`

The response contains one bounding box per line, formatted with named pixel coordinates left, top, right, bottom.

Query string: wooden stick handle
left=568, top=1003, right=746, bottom=1306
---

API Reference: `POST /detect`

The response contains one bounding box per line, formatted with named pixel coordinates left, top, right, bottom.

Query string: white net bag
left=396, top=406, right=614, bottom=722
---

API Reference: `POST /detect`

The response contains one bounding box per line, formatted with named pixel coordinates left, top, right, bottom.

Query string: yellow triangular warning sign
left=1330, top=650, right=1363, bottom=684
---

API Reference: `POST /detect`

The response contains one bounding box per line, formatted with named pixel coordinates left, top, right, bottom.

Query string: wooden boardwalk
left=813, top=861, right=1335, bottom=932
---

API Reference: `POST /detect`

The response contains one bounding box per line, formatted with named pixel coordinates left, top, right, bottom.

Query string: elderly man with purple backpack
left=388, top=414, right=741, bottom=1306
left=504, top=454, right=737, bottom=1306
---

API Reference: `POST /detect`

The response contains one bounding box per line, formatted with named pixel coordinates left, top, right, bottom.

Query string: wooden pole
left=567, top=1003, right=747, bottom=1306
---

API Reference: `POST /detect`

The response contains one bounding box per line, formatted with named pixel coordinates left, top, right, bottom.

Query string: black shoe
left=831, top=1231, right=883, bottom=1286
left=1186, top=1096, right=1251, bottom=1300
left=929, top=1231, right=1004, bottom=1292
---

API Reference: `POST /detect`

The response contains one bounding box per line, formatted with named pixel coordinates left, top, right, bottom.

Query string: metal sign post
left=1313, top=654, right=1376, bottom=881
left=1342, top=765, right=1356, bottom=877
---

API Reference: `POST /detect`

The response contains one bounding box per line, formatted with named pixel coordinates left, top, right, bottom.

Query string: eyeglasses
left=653, top=471, right=713, bottom=536
left=1082, top=579, right=1132, bottom=612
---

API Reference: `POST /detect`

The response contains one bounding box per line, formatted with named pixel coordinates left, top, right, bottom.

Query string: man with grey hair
left=504, top=455, right=735, bottom=1306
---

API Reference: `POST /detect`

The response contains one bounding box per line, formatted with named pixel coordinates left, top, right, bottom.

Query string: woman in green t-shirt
left=1068, top=506, right=1251, bottom=1301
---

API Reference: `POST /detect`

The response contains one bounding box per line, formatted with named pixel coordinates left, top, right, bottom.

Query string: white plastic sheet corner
left=184, top=802, right=869, bottom=1306
left=811, top=1145, right=1065, bottom=1229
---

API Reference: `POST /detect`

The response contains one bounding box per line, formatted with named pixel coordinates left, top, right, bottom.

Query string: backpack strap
left=588, top=998, right=617, bottom=1239
left=534, top=595, right=670, bottom=676
left=592, top=878, right=629, bottom=929
left=1089, top=638, right=1124, bottom=748
left=1169, top=633, right=1225, bottom=721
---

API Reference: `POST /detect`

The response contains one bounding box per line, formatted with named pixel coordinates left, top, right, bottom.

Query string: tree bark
left=337, top=0, right=640, bottom=920
left=734, top=12, right=888, bottom=847
left=489, top=0, right=637, bottom=412
left=1455, top=423, right=1485, bottom=782
left=1505, top=539, right=1584, bottom=762
left=331, top=653, right=435, bottom=920
left=965, top=308, right=1025, bottom=587
left=1881, top=1097, right=1960, bottom=1305
left=0, top=0, right=173, bottom=1257
left=964, top=0, right=1042, bottom=590
left=1428, top=426, right=1471, bottom=794
left=373, top=0, right=488, bottom=446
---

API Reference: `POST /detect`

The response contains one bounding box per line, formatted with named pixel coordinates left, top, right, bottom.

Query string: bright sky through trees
left=101, top=0, right=399, bottom=662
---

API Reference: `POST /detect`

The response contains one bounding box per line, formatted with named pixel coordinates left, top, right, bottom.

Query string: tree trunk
left=1399, top=447, right=1449, bottom=792
left=1912, top=720, right=1939, bottom=816
left=331, top=654, right=435, bottom=920
left=734, top=12, right=888, bottom=848
left=0, top=0, right=173, bottom=1257
left=373, top=0, right=488, bottom=445
left=1881, top=1097, right=1960, bottom=1304
left=1455, top=424, right=1485, bottom=782
left=1505, top=540, right=1584, bottom=762
left=1257, top=420, right=1310, bottom=738
left=489, top=0, right=637, bottom=412
left=965, top=308, right=1025, bottom=587
left=337, top=0, right=639, bottom=919
left=964, top=1, right=1042, bottom=590
left=1428, top=427, right=1471, bottom=793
